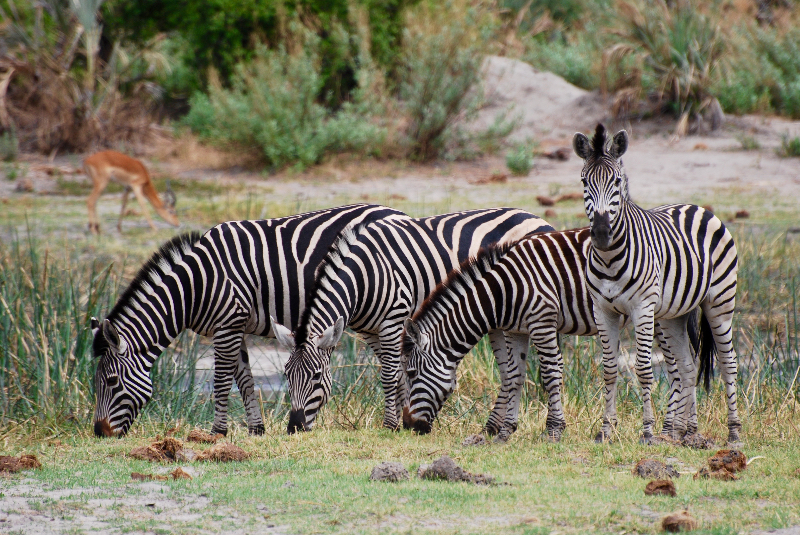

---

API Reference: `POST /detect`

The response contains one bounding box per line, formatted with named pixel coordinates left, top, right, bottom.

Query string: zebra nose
left=591, top=212, right=612, bottom=249
left=94, top=419, right=114, bottom=438
left=287, top=409, right=307, bottom=434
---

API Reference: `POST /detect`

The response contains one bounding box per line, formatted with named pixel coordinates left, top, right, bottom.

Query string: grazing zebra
left=401, top=228, right=702, bottom=441
left=91, top=204, right=408, bottom=437
left=574, top=124, right=740, bottom=444
left=271, top=208, right=553, bottom=433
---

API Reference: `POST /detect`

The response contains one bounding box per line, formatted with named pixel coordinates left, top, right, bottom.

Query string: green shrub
left=736, top=134, right=760, bottom=151
left=506, top=143, right=534, bottom=176
left=778, top=134, right=800, bottom=158
left=524, top=35, right=602, bottom=90
left=0, top=130, right=18, bottom=162
left=399, top=0, right=498, bottom=161
left=182, top=34, right=386, bottom=170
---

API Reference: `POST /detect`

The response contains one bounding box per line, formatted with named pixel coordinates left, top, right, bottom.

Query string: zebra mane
left=107, top=232, right=202, bottom=321
left=295, top=221, right=370, bottom=346
left=592, top=123, right=608, bottom=159
left=412, top=240, right=516, bottom=325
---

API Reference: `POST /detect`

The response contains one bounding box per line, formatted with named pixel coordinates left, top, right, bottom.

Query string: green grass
left=778, top=135, right=800, bottom=158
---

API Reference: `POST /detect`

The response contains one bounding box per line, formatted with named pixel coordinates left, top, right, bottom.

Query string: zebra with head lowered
left=91, top=204, right=407, bottom=437
left=574, top=124, right=740, bottom=444
left=401, top=228, right=706, bottom=442
left=271, top=208, right=553, bottom=433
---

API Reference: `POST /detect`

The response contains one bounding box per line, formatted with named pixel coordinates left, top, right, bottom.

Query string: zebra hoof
left=594, top=430, right=613, bottom=443
left=482, top=423, right=501, bottom=437
left=248, top=424, right=265, bottom=436
left=639, top=434, right=655, bottom=445
left=211, top=426, right=228, bottom=437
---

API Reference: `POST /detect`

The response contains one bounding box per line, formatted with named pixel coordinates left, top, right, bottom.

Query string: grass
left=778, top=135, right=800, bottom=158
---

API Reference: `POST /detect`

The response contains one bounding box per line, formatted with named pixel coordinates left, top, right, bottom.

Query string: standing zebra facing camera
left=91, top=204, right=408, bottom=438
left=401, top=228, right=705, bottom=442
left=271, top=208, right=554, bottom=434
left=574, top=124, right=740, bottom=444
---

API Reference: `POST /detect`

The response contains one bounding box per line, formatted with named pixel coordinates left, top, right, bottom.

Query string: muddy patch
left=633, top=459, right=680, bottom=479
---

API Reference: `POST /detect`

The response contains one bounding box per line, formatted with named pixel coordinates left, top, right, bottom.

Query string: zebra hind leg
left=530, top=326, right=566, bottom=442
left=495, top=332, right=529, bottom=442
left=702, top=303, right=742, bottom=445
left=655, top=316, right=696, bottom=441
left=234, top=342, right=265, bottom=435
left=483, top=330, right=511, bottom=437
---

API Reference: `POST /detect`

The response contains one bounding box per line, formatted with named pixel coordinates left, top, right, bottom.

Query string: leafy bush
left=778, top=134, right=800, bottom=158
left=506, top=143, right=534, bottom=176
left=524, top=35, right=602, bottom=90
left=736, top=134, right=760, bottom=151
left=399, top=0, right=498, bottom=161
left=182, top=33, right=386, bottom=170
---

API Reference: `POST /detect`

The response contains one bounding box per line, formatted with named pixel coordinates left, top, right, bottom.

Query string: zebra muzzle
left=591, top=212, right=612, bottom=251
left=287, top=409, right=308, bottom=434
left=402, top=406, right=432, bottom=434
left=94, top=419, right=115, bottom=438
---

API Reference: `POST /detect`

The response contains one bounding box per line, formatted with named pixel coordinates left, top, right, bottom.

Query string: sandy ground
left=2, top=57, right=800, bottom=534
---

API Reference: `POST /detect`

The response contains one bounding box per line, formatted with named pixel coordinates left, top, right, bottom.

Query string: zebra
left=270, top=208, right=554, bottom=433
left=573, top=124, right=740, bottom=444
left=91, top=204, right=408, bottom=437
left=401, top=228, right=706, bottom=442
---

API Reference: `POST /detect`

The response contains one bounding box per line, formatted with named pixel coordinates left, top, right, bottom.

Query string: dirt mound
left=681, top=433, right=716, bottom=450
left=462, top=434, right=488, bottom=447
left=661, top=510, right=698, bottom=532
left=130, top=437, right=192, bottom=463
left=645, top=480, right=677, bottom=497
left=195, top=443, right=250, bottom=462
left=370, top=462, right=409, bottom=482
left=187, top=429, right=224, bottom=444
left=633, top=459, right=680, bottom=479
left=0, top=454, right=41, bottom=473
left=130, top=467, right=193, bottom=482
left=418, top=455, right=494, bottom=485
left=693, top=449, right=747, bottom=480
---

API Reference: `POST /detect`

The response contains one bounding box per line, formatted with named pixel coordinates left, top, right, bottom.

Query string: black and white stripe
left=401, top=228, right=699, bottom=441
left=574, top=124, right=740, bottom=443
left=271, top=208, right=553, bottom=433
left=91, top=204, right=407, bottom=437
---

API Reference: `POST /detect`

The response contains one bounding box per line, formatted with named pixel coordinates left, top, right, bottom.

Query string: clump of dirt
left=418, top=455, right=494, bottom=485
left=681, top=433, right=716, bottom=450
left=130, top=437, right=194, bottom=463
left=195, top=443, right=250, bottom=462
left=647, top=435, right=682, bottom=446
left=130, top=467, right=193, bottom=482
left=462, top=434, right=488, bottom=447
left=471, top=172, right=508, bottom=185
left=0, top=454, right=42, bottom=473
left=370, top=462, right=409, bottom=482
left=633, top=459, right=680, bottom=479
left=661, top=510, right=698, bottom=532
left=543, top=147, right=571, bottom=161
left=187, top=429, right=224, bottom=444
left=693, top=449, right=747, bottom=481
left=645, top=479, right=677, bottom=497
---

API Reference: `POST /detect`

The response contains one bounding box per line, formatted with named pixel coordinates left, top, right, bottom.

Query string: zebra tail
left=696, top=310, right=716, bottom=391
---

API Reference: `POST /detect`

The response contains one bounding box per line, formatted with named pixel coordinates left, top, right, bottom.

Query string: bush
left=778, top=134, right=800, bottom=158
left=506, top=143, right=534, bottom=176
left=524, top=35, right=602, bottom=90
left=399, top=0, right=498, bottom=161
left=182, top=32, right=386, bottom=170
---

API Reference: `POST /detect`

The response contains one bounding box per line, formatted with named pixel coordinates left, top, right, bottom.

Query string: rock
left=370, top=462, right=410, bottom=482
left=661, top=510, right=698, bottom=532
left=633, top=459, right=680, bottom=479
left=645, top=479, right=677, bottom=497
left=462, top=434, right=487, bottom=447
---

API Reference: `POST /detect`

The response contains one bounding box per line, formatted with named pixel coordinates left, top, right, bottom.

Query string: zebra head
left=573, top=124, right=629, bottom=251
left=401, top=318, right=456, bottom=434
left=272, top=316, right=344, bottom=434
left=91, top=317, right=153, bottom=437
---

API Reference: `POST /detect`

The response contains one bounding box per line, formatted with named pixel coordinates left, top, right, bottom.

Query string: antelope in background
left=84, top=150, right=179, bottom=234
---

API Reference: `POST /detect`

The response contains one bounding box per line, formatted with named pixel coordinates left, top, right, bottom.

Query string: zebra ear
left=573, top=132, right=592, bottom=160
left=609, top=130, right=628, bottom=159
left=317, top=317, right=345, bottom=350
left=102, top=319, right=127, bottom=354
left=91, top=317, right=100, bottom=335
left=404, top=318, right=423, bottom=347
left=271, top=316, right=295, bottom=350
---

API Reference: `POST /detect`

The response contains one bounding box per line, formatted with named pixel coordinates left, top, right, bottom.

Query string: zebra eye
left=406, top=368, right=417, bottom=380
left=615, top=176, right=622, bottom=185
left=312, top=371, right=322, bottom=382
left=581, top=177, right=588, bottom=186
left=106, top=374, right=119, bottom=387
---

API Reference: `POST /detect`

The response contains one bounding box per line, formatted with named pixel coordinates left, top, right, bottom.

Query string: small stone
left=370, top=462, right=409, bottom=482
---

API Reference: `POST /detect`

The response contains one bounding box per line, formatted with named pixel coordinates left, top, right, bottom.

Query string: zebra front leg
left=496, top=333, right=529, bottom=442
left=531, top=326, right=566, bottom=442
left=377, top=330, right=405, bottom=430
left=632, top=306, right=657, bottom=443
left=656, top=326, right=680, bottom=438
left=233, top=342, right=265, bottom=435
left=483, top=330, right=511, bottom=437
left=594, top=307, right=622, bottom=443
left=211, top=328, right=245, bottom=436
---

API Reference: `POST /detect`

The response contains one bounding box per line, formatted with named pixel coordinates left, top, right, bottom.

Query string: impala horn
left=164, top=179, right=177, bottom=207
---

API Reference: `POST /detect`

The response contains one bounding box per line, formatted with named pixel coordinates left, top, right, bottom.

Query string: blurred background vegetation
left=1, top=0, right=800, bottom=166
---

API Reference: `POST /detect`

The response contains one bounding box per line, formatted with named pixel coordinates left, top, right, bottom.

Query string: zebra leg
left=656, top=316, right=696, bottom=441
left=211, top=328, right=245, bottom=436
left=496, top=333, right=529, bottom=442
left=703, top=303, right=742, bottom=444
left=233, top=342, right=265, bottom=435
left=377, top=328, right=406, bottom=431
left=632, top=305, right=657, bottom=443
left=531, top=326, right=566, bottom=442
left=483, top=330, right=511, bottom=437
left=594, top=307, right=622, bottom=443
left=655, top=327, right=679, bottom=438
